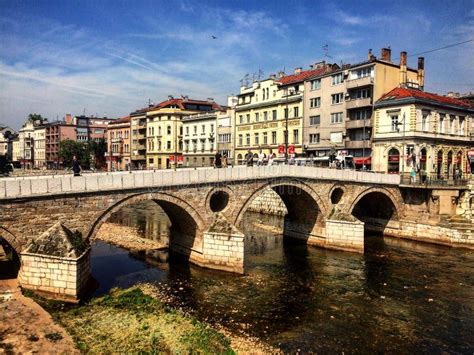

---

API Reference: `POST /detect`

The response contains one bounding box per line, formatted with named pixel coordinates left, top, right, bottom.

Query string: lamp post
left=397, top=112, right=406, bottom=178
left=284, top=89, right=289, bottom=164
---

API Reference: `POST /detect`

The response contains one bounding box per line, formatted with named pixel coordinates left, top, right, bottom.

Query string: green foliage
left=59, top=138, right=108, bottom=170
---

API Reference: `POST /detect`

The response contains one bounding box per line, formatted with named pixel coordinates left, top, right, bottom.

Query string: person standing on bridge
left=214, top=151, right=222, bottom=168
left=245, top=149, right=254, bottom=167
left=72, top=155, right=82, bottom=177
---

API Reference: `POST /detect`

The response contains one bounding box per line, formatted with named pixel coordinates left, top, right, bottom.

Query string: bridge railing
left=0, top=166, right=400, bottom=199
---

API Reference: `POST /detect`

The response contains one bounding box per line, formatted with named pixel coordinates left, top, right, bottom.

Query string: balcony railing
left=346, top=119, right=373, bottom=129
left=345, top=97, right=372, bottom=109
left=345, top=76, right=374, bottom=89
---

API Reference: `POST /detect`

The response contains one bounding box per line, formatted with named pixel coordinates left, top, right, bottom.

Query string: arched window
left=420, top=148, right=427, bottom=171
left=437, top=151, right=443, bottom=179
left=447, top=151, right=453, bottom=178
left=387, top=148, right=400, bottom=174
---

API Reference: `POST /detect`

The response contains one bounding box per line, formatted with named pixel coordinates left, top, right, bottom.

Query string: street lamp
left=397, top=112, right=406, bottom=178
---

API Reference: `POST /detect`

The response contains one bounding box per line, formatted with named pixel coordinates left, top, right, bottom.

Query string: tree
left=59, top=139, right=91, bottom=169
left=88, top=138, right=107, bottom=169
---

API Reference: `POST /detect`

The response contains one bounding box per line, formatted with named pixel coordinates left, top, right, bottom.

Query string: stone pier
left=324, top=219, right=365, bottom=253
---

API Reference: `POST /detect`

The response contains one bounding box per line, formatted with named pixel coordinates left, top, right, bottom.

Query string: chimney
left=417, top=57, right=425, bottom=90
left=368, top=49, right=372, bottom=60
left=65, top=114, right=72, bottom=125
left=269, top=74, right=276, bottom=79
left=381, top=47, right=391, bottom=62
left=399, top=51, right=407, bottom=85
left=278, top=71, right=285, bottom=78
left=294, top=67, right=302, bottom=75
left=207, top=97, right=214, bottom=103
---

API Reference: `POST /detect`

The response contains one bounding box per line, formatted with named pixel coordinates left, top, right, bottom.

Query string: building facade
left=106, top=116, right=131, bottom=171
left=234, top=71, right=307, bottom=164
left=72, top=115, right=115, bottom=142
left=33, top=126, right=46, bottom=168
left=130, top=107, right=149, bottom=170
left=45, top=119, right=77, bottom=169
left=372, top=86, right=473, bottom=179
left=182, top=112, right=218, bottom=167
left=0, top=126, right=16, bottom=160
left=217, top=103, right=235, bottom=163
left=146, top=97, right=221, bottom=169
left=18, top=117, right=47, bottom=169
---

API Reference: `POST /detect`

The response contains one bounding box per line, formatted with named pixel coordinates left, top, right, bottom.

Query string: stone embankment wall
left=325, top=219, right=364, bottom=253
left=18, top=250, right=91, bottom=301
left=247, top=188, right=287, bottom=216
left=202, top=232, right=245, bottom=274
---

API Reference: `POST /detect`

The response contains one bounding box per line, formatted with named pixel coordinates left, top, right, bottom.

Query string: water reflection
left=91, top=206, right=474, bottom=353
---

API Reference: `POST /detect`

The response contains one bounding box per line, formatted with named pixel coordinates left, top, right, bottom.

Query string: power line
left=391, top=38, right=474, bottom=60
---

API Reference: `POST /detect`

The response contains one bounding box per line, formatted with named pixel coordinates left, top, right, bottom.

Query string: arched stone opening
left=330, top=187, right=344, bottom=205
left=350, top=190, right=399, bottom=236
left=87, top=193, right=206, bottom=263
left=236, top=181, right=326, bottom=243
left=0, top=228, right=21, bottom=279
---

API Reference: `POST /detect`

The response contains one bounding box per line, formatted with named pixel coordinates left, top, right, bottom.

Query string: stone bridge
left=0, top=166, right=471, bottom=300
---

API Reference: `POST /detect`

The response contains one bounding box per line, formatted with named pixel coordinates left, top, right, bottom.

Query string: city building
left=217, top=98, right=237, bottom=163
left=182, top=111, right=218, bottom=167
left=106, top=116, right=131, bottom=171
left=45, top=116, right=76, bottom=169
left=372, top=86, right=473, bottom=178
left=0, top=125, right=16, bottom=160
left=33, top=125, right=46, bottom=168
left=12, top=137, right=20, bottom=164
left=72, top=115, right=116, bottom=142
left=130, top=106, right=149, bottom=170
left=18, top=116, right=48, bottom=169
left=302, top=48, right=422, bottom=168
left=234, top=69, right=311, bottom=164
left=145, top=96, right=222, bottom=169
left=302, top=62, right=345, bottom=158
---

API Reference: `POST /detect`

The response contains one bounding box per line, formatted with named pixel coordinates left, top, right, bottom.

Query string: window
left=294, top=107, right=299, bottom=117
left=264, top=111, right=268, bottom=121
left=246, top=114, right=250, bottom=123
left=193, top=125, right=197, bottom=134
left=391, top=115, right=399, bottom=132
left=263, top=132, right=268, bottom=144
left=459, top=117, right=465, bottom=135
left=293, top=129, right=299, bottom=144
left=272, top=110, right=277, bottom=120
left=439, top=114, right=445, bottom=133
left=332, top=73, right=344, bottom=85
left=284, top=108, right=289, bottom=118
left=167, top=141, right=171, bottom=149
left=186, top=126, right=189, bottom=135
left=262, top=89, right=265, bottom=100
left=350, top=109, right=372, bottom=120
left=167, top=126, right=171, bottom=135
left=255, top=112, right=259, bottom=122
left=309, top=133, right=320, bottom=143
left=201, top=125, right=205, bottom=134
left=239, top=115, right=243, bottom=124
left=210, top=124, right=214, bottom=133
left=331, top=112, right=343, bottom=124
left=352, top=88, right=371, bottom=99
left=421, top=112, right=429, bottom=132
left=449, top=117, right=455, bottom=134
left=238, top=134, right=243, bottom=146
left=331, top=93, right=344, bottom=104
left=272, top=131, right=277, bottom=144
left=255, top=133, right=259, bottom=145
left=158, top=126, right=161, bottom=135
left=310, top=79, right=321, bottom=90
left=310, top=97, right=321, bottom=108
left=310, top=115, right=320, bottom=126
left=353, top=67, right=372, bottom=79
left=246, top=134, right=250, bottom=145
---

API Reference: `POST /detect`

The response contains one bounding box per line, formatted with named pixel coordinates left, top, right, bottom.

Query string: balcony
left=345, top=76, right=374, bottom=89
left=345, top=97, right=372, bottom=109
left=345, top=140, right=370, bottom=149
left=345, top=119, right=373, bottom=130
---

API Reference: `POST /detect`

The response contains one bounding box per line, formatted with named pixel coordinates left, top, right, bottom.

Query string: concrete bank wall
left=247, top=187, right=287, bottom=216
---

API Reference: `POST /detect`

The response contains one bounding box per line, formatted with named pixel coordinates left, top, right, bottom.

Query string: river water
left=91, top=201, right=474, bottom=353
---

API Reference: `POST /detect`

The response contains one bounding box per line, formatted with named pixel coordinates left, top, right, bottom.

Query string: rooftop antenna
left=323, top=44, right=333, bottom=59
left=83, top=108, right=86, bottom=116
left=257, top=69, right=264, bottom=81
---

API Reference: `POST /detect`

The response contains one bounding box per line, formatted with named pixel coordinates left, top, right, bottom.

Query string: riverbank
left=0, top=279, right=78, bottom=354
left=33, top=284, right=279, bottom=354
left=94, top=222, right=167, bottom=252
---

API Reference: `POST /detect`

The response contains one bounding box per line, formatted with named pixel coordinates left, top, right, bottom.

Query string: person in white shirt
left=257, top=149, right=265, bottom=166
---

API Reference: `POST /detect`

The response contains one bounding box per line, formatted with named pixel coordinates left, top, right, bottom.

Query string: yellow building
left=373, top=86, right=473, bottom=179
left=146, top=97, right=222, bottom=169
left=234, top=71, right=307, bottom=163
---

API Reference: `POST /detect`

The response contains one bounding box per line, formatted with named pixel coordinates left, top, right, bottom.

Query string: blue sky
left=0, top=0, right=473, bottom=129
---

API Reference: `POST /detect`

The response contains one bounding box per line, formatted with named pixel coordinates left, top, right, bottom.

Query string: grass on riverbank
left=52, top=287, right=234, bottom=354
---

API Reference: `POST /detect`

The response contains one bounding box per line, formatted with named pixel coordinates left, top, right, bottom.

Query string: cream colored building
left=130, top=107, right=148, bottom=170
left=217, top=101, right=236, bottom=163
left=12, top=138, right=20, bottom=163
left=33, top=126, right=46, bottom=168
left=234, top=72, right=307, bottom=164
left=0, top=126, right=15, bottom=158
left=373, top=86, right=473, bottom=179
left=146, top=97, right=221, bottom=169
left=182, top=112, right=218, bottom=167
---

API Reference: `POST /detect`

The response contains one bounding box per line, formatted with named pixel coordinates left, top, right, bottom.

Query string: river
left=91, top=201, right=474, bottom=353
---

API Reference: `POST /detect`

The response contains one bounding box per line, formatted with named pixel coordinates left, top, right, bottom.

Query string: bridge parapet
left=0, top=166, right=400, bottom=200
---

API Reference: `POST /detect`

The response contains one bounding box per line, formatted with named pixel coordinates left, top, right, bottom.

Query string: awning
left=354, top=157, right=371, bottom=165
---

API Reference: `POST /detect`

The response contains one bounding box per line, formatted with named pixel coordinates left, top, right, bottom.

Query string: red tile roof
left=109, top=115, right=130, bottom=125
left=277, top=65, right=336, bottom=85
left=377, top=87, right=474, bottom=109
left=153, top=98, right=223, bottom=111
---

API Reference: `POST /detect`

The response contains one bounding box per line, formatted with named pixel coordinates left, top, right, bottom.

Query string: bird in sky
left=211, top=35, right=217, bottom=39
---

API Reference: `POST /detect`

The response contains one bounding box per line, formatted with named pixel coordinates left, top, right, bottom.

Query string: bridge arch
left=0, top=227, right=23, bottom=254
left=349, top=187, right=402, bottom=234
left=235, top=179, right=328, bottom=240
left=0, top=227, right=21, bottom=278
left=87, top=192, right=207, bottom=255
